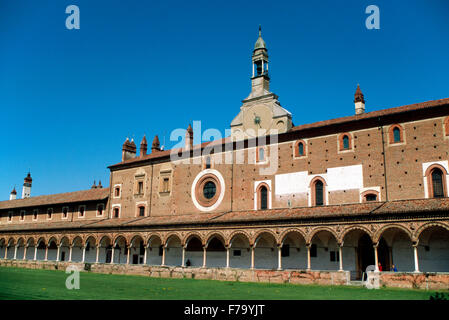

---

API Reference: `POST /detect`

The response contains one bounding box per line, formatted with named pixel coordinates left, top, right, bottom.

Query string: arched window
left=389, top=124, right=404, bottom=144
left=315, top=180, right=324, bottom=206
left=259, top=186, right=268, bottom=210
left=431, top=168, right=445, bottom=198
left=339, top=133, right=352, bottom=151
left=393, top=127, right=401, bottom=143
left=365, top=194, right=377, bottom=202
left=298, top=143, right=304, bottom=156
left=343, top=135, right=349, bottom=149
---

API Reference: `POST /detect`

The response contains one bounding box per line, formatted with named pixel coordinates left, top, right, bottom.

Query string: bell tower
left=231, top=26, right=292, bottom=140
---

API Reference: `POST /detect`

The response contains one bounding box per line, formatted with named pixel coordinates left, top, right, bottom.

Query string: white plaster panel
left=275, top=171, right=308, bottom=195
left=327, top=165, right=363, bottom=191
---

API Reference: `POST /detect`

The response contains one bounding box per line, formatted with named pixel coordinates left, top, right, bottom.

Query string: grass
left=0, top=266, right=444, bottom=300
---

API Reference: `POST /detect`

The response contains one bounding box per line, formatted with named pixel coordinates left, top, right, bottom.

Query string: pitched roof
left=109, top=97, right=449, bottom=169
left=0, top=188, right=109, bottom=210
left=1, top=198, right=447, bottom=233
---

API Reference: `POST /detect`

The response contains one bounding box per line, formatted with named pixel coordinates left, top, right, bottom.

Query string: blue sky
left=1, top=0, right=448, bottom=199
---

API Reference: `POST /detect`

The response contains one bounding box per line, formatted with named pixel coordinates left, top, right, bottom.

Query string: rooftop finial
left=259, top=25, right=262, bottom=37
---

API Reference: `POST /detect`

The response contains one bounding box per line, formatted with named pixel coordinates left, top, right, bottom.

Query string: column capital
left=338, top=242, right=344, bottom=248
left=412, top=241, right=419, bottom=248
left=372, top=242, right=379, bottom=248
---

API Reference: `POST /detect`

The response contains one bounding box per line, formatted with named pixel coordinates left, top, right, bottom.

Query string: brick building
left=1, top=29, right=448, bottom=285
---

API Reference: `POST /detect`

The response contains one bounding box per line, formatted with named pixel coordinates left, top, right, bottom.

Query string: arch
left=228, top=231, right=251, bottom=247
left=147, top=234, right=162, bottom=247
left=388, top=124, right=404, bottom=144
left=84, top=235, right=97, bottom=247
left=98, top=235, right=112, bottom=247
left=253, top=230, right=277, bottom=247
left=130, top=234, right=145, bottom=247
left=25, top=237, right=36, bottom=246
left=360, top=190, right=380, bottom=202
left=424, top=163, right=448, bottom=177
left=113, top=235, right=127, bottom=247
left=280, top=229, right=307, bottom=246
left=415, top=222, right=449, bottom=241
left=71, top=236, right=84, bottom=247
left=307, top=227, right=338, bottom=244
left=48, top=236, right=58, bottom=246
left=183, top=232, right=204, bottom=247
left=36, top=237, right=47, bottom=246
left=59, top=236, right=70, bottom=246
left=341, top=225, right=374, bottom=245
left=165, top=233, right=182, bottom=247
left=373, top=224, right=413, bottom=244
left=16, top=237, right=26, bottom=246
left=205, top=232, right=226, bottom=248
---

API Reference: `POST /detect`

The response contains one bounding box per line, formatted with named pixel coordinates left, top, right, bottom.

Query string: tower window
left=365, top=194, right=377, bottom=202
left=163, top=177, right=170, bottom=193
left=79, top=206, right=85, bottom=217
left=47, top=208, right=53, bottom=220
left=113, top=207, right=120, bottom=218
left=97, top=204, right=103, bottom=216
left=139, top=206, right=145, bottom=217
left=62, top=207, right=68, bottom=219
left=114, top=186, right=121, bottom=198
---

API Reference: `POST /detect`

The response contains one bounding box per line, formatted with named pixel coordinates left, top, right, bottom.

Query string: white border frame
left=191, top=169, right=225, bottom=212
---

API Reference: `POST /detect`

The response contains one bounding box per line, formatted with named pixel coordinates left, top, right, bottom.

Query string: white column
left=23, top=245, right=28, bottom=260
left=252, top=63, right=255, bottom=77
left=143, top=245, right=148, bottom=265
left=250, top=245, right=255, bottom=269
left=413, top=243, right=420, bottom=273
left=69, top=245, right=73, bottom=262
left=96, top=245, right=100, bottom=263
left=82, top=245, right=86, bottom=263
left=307, top=244, right=311, bottom=271
left=202, top=246, right=207, bottom=268
left=338, top=244, right=343, bottom=271
left=226, top=246, right=230, bottom=268
left=261, top=60, right=264, bottom=75
left=13, top=245, right=18, bottom=260
left=33, top=246, right=37, bottom=261
left=4, top=246, right=7, bottom=259
left=110, top=247, right=115, bottom=264
left=277, top=245, right=282, bottom=271
left=126, top=246, right=130, bottom=264
left=44, top=245, right=48, bottom=261
left=181, top=246, right=186, bottom=267
left=161, top=246, right=166, bottom=266
left=56, top=245, right=61, bottom=262
left=374, top=244, right=379, bottom=271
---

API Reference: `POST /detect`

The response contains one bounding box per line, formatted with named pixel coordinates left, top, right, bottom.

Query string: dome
left=254, top=26, right=267, bottom=50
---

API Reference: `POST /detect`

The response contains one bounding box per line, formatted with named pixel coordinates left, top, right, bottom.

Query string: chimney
left=140, top=135, right=148, bottom=157
left=185, top=124, right=193, bottom=150
left=9, top=187, right=17, bottom=200
left=98, top=180, right=102, bottom=188
left=354, top=84, right=365, bottom=115
left=152, top=135, right=161, bottom=153
left=22, top=172, right=32, bottom=199
left=122, top=138, right=137, bottom=161
left=91, top=180, right=97, bottom=189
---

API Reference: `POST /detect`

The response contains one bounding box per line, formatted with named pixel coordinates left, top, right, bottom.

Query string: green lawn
left=0, top=266, right=444, bottom=300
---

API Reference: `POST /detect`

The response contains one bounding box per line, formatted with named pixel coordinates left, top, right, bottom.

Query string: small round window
left=203, top=181, right=216, bottom=199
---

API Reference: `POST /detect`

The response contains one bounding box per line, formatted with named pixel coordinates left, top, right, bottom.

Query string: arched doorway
left=357, top=234, right=374, bottom=279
